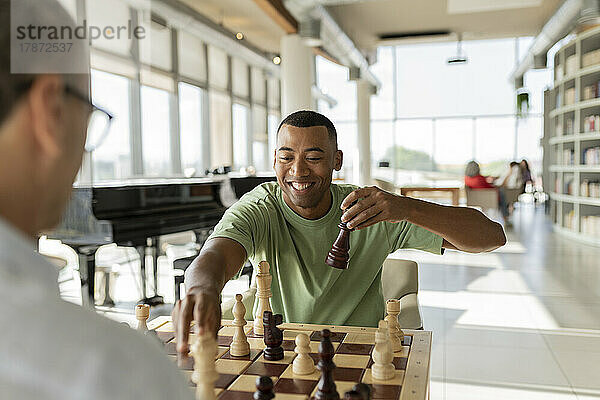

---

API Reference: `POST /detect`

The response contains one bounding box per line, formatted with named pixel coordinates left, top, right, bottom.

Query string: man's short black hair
left=277, top=110, right=338, bottom=148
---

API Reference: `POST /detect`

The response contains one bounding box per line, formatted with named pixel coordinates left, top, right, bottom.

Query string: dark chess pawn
left=325, top=222, right=352, bottom=270
left=263, top=311, right=284, bottom=361
left=344, top=391, right=363, bottom=400
left=315, top=329, right=339, bottom=400
left=254, top=376, right=275, bottom=400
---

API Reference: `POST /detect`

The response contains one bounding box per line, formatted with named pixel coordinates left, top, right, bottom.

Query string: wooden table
left=400, top=186, right=461, bottom=206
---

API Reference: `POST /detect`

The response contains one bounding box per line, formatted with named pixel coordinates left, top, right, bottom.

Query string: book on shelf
left=565, top=54, right=578, bottom=76
left=582, top=49, right=600, bottom=68
left=581, top=215, right=600, bottom=237
left=583, top=146, right=600, bottom=165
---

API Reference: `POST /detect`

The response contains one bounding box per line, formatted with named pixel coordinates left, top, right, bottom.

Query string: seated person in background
left=0, top=1, right=192, bottom=398
left=496, top=161, right=523, bottom=190
left=464, top=160, right=495, bottom=189
left=464, top=160, right=509, bottom=219
left=520, top=159, right=533, bottom=194
left=173, top=111, right=507, bottom=354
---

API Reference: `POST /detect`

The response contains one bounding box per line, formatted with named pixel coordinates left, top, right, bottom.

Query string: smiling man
left=174, top=110, right=506, bottom=353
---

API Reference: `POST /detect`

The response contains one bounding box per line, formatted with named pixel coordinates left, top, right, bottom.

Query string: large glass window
left=475, top=117, right=515, bottom=175
left=179, top=82, right=204, bottom=175
left=370, top=47, right=395, bottom=120
left=209, top=91, right=232, bottom=168
left=268, top=113, right=280, bottom=158
left=434, top=119, right=474, bottom=176
left=90, top=69, right=131, bottom=181
left=178, top=31, right=206, bottom=82
left=316, top=56, right=356, bottom=122
left=252, top=105, right=268, bottom=171
left=208, top=46, right=229, bottom=90
left=141, top=85, right=171, bottom=176
left=233, top=103, right=250, bottom=170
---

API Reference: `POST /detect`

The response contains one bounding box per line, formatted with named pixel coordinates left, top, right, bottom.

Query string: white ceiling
left=178, top=0, right=286, bottom=53
left=177, top=0, right=563, bottom=54
left=325, top=0, right=563, bottom=50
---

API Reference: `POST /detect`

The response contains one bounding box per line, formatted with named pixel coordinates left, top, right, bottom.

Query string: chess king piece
left=325, top=222, right=352, bottom=269
left=292, top=333, right=315, bottom=375
left=371, top=320, right=395, bottom=381
left=230, top=294, right=250, bottom=357
left=254, top=376, right=275, bottom=400
left=254, top=261, right=273, bottom=336
left=385, top=299, right=404, bottom=352
left=263, top=311, right=284, bottom=361
left=315, top=329, right=339, bottom=400
left=135, top=304, right=150, bottom=332
left=191, top=330, right=219, bottom=400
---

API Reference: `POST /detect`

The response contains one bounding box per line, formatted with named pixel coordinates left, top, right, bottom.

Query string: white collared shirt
left=0, top=218, right=193, bottom=400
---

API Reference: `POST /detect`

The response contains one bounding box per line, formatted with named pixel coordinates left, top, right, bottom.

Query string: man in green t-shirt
left=173, top=111, right=506, bottom=353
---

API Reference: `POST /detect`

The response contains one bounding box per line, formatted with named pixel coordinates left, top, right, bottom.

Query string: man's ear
left=27, top=75, right=64, bottom=159
left=334, top=150, right=343, bottom=171
left=272, top=149, right=277, bottom=168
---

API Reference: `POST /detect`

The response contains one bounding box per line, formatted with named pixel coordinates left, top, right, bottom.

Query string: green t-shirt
left=210, top=182, right=443, bottom=327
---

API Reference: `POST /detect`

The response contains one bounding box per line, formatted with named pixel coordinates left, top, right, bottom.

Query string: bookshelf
left=544, top=25, right=600, bottom=245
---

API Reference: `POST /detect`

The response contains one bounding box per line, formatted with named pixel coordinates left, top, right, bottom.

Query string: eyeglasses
left=64, top=86, right=114, bottom=152
left=15, top=80, right=114, bottom=152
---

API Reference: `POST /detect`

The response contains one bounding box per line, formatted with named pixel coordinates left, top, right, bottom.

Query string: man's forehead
left=277, top=124, right=330, bottom=144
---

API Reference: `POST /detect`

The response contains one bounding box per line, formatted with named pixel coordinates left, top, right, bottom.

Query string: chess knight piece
left=325, top=221, right=352, bottom=269
left=263, top=311, right=284, bottom=361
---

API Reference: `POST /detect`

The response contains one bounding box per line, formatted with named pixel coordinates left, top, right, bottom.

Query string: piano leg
left=76, top=245, right=99, bottom=309
left=136, top=244, right=164, bottom=306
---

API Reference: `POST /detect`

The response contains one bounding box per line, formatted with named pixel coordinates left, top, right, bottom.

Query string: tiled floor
left=400, top=204, right=600, bottom=399
left=41, top=202, right=600, bottom=399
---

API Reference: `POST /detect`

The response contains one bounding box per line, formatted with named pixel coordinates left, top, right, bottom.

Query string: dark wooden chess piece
left=325, top=221, right=352, bottom=269
left=351, top=383, right=371, bottom=400
left=315, top=329, right=340, bottom=400
left=343, top=390, right=363, bottom=400
left=263, top=311, right=284, bottom=361
left=254, top=376, right=275, bottom=400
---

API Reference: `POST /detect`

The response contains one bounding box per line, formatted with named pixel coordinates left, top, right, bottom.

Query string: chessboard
left=148, top=317, right=432, bottom=400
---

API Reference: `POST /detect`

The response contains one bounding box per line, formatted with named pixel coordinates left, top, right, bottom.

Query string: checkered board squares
left=151, top=319, right=431, bottom=400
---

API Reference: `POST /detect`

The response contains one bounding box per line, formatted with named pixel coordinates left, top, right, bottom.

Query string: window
left=316, top=56, right=356, bottom=122
left=232, top=58, right=249, bottom=99
left=434, top=119, right=474, bottom=175
left=178, top=31, right=206, bottom=82
left=90, top=69, right=131, bottom=181
left=252, top=68, right=266, bottom=104
left=179, top=82, right=204, bottom=175
left=208, top=45, right=229, bottom=90
left=233, top=103, right=250, bottom=170
left=141, top=85, right=171, bottom=176
left=370, top=47, right=395, bottom=120
left=268, top=113, right=280, bottom=158
left=394, top=120, right=435, bottom=175
left=475, top=117, right=515, bottom=175
left=86, top=0, right=132, bottom=57
left=252, top=105, right=268, bottom=171
left=209, top=91, right=232, bottom=168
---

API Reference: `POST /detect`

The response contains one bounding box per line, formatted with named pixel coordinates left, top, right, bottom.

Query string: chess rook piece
left=135, top=304, right=150, bottom=332
left=325, top=222, right=352, bottom=269
left=385, top=299, right=404, bottom=352
left=254, top=261, right=273, bottom=336
left=263, top=311, right=284, bottom=361
left=371, top=320, right=395, bottom=381
left=254, top=376, right=275, bottom=400
left=315, top=329, right=340, bottom=400
left=191, top=331, right=219, bottom=400
left=230, top=294, right=250, bottom=356
left=352, top=383, right=371, bottom=400
left=292, top=333, right=315, bottom=375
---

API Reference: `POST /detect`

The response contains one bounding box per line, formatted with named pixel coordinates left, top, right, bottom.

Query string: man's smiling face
left=273, top=124, right=342, bottom=219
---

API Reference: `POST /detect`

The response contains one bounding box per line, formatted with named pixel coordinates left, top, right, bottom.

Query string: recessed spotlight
left=236, top=32, right=244, bottom=40
left=272, top=56, right=281, bottom=65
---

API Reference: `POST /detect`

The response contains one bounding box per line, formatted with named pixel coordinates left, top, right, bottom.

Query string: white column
left=280, top=34, right=313, bottom=115
left=356, top=79, right=373, bottom=186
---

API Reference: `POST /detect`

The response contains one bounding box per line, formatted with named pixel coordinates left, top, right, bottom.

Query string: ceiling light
left=236, top=32, right=244, bottom=40
left=447, top=33, right=468, bottom=65
left=272, top=56, right=281, bottom=65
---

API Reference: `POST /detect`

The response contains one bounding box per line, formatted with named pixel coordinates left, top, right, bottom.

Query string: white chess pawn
left=371, top=320, right=395, bottom=381
left=191, top=331, right=218, bottom=400
left=230, top=294, right=250, bottom=357
left=253, top=261, right=272, bottom=336
left=385, top=299, right=404, bottom=352
left=292, top=333, right=315, bottom=375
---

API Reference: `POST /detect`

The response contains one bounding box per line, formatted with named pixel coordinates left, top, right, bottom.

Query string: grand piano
left=46, top=174, right=275, bottom=307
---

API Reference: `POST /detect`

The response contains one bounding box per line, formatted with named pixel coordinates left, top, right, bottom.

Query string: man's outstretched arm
left=341, top=186, right=506, bottom=253
left=172, top=237, right=246, bottom=355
